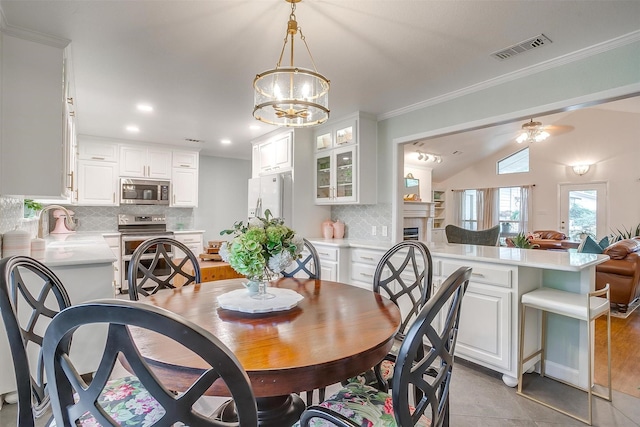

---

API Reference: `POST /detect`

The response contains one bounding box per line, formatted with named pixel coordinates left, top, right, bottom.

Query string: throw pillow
left=577, top=236, right=603, bottom=254
left=598, top=236, right=610, bottom=250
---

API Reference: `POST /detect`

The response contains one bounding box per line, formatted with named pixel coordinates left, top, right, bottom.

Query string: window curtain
left=477, top=188, right=499, bottom=230
left=451, top=190, right=464, bottom=226
left=518, top=185, right=532, bottom=233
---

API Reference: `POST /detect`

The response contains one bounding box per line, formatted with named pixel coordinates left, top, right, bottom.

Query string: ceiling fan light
left=516, top=132, right=528, bottom=144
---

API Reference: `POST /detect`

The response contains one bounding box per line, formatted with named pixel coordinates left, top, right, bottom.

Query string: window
left=498, top=147, right=529, bottom=174
left=461, top=190, right=478, bottom=230
left=498, top=187, right=523, bottom=235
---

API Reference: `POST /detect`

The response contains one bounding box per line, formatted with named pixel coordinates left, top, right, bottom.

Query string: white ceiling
left=1, top=1, right=640, bottom=161
left=403, top=95, right=640, bottom=181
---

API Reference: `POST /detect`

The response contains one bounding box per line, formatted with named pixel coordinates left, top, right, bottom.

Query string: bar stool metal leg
left=516, top=284, right=612, bottom=425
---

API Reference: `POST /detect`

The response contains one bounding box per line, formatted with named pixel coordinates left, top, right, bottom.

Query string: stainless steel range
left=118, top=214, right=174, bottom=293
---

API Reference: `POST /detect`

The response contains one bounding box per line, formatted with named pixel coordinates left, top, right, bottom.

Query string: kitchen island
left=309, top=239, right=609, bottom=388
left=0, top=233, right=115, bottom=401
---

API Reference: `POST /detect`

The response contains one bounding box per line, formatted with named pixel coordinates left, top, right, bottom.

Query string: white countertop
left=307, top=238, right=609, bottom=272
left=41, top=233, right=116, bottom=267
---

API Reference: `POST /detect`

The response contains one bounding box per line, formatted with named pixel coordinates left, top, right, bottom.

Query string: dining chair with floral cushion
left=345, top=240, right=434, bottom=392
left=43, top=299, right=258, bottom=426
left=296, top=266, right=472, bottom=427
left=0, top=255, right=163, bottom=427
left=127, top=236, right=202, bottom=300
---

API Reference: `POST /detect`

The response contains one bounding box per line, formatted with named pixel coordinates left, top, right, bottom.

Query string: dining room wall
left=194, top=155, right=251, bottom=244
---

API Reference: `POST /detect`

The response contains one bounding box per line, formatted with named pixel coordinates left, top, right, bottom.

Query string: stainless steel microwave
left=120, top=178, right=170, bottom=205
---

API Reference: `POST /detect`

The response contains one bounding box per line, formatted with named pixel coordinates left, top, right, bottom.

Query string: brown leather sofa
left=506, top=230, right=580, bottom=250
left=596, top=238, right=640, bottom=313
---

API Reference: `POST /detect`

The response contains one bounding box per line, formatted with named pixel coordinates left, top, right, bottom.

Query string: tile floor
left=1, top=359, right=638, bottom=427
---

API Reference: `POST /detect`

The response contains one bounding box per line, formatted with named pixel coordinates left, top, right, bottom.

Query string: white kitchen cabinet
left=313, top=112, right=377, bottom=205
left=62, top=48, right=78, bottom=203
left=76, top=160, right=119, bottom=206
left=350, top=247, right=385, bottom=289
left=0, top=33, right=68, bottom=197
left=120, top=145, right=172, bottom=179
left=172, top=151, right=199, bottom=169
left=103, top=233, right=122, bottom=292
left=171, top=151, right=199, bottom=207
left=78, top=138, right=119, bottom=162
left=438, top=258, right=517, bottom=379
left=174, top=232, right=204, bottom=260
left=311, top=243, right=349, bottom=283
left=252, top=131, right=293, bottom=176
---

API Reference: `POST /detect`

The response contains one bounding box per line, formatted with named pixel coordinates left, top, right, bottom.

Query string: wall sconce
left=572, top=164, right=590, bottom=176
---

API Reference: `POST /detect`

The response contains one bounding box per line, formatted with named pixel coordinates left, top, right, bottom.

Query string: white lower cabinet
left=103, top=234, right=121, bottom=292
left=438, top=258, right=517, bottom=382
left=311, top=243, right=349, bottom=283
left=174, top=232, right=204, bottom=259
left=456, top=282, right=512, bottom=370
left=350, top=248, right=385, bottom=289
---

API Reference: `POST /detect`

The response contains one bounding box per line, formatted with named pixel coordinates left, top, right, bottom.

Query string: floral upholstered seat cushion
left=70, top=376, right=165, bottom=426
left=293, top=382, right=430, bottom=427
left=344, top=359, right=396, bottom=389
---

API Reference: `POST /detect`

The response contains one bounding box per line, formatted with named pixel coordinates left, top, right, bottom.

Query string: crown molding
left=378, top=30, right=640, bottom=121
left=0, top=22, right=70, bottom=49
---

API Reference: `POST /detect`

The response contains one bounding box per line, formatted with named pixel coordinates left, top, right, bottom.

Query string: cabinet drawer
left=350, top=263, right=376, bottom=286
left=315, top=246, right=338, bottom=262
left=441, top=260, right=512, bottom=288
left=351, top=248, right=384, bottom=265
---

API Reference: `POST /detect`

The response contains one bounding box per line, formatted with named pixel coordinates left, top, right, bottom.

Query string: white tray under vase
left=217, top=288, right=303, bottom=313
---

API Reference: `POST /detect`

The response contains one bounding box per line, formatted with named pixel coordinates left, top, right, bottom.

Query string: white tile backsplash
left=331, top=203, right=392, bottom=241
left=61, top=205, right=194, bottom=232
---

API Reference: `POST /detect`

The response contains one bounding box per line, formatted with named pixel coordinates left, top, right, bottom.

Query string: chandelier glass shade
left=253, top=0, right=330, bottom=127
left=516, top=119, right=550, bottom=143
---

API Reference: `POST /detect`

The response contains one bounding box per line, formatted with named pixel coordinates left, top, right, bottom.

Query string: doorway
left=559, top=183, right=608, bottom=241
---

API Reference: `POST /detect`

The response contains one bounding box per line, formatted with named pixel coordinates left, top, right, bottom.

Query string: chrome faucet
left=37, top=205, right=77, bottom=238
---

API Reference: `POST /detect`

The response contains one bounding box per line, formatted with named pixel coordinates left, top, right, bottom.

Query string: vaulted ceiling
left=2, top=1, right=639, bottom=161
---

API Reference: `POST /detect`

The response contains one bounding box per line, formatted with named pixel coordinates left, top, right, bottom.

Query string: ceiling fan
left=515, top=118, right=574, bottom=143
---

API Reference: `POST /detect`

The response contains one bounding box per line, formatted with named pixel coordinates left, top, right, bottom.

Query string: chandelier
left=253, top=0, right=330, bottom=127
left=516, top=119, right=550, bottom=143
left=416, top=150, right=442, bottom=163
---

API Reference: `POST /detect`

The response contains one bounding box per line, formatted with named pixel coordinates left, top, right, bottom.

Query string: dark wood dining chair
left=128, top=236, right=202, bottom=300
left=281, top=238, right=325, bottom=405
left=445, top=224, right=500, bottom=246
left=345, top=240, right=434, bottom=392
left=282, top=238, right=321, bottom=280
left=0, top=255, right=161, bottom=427
left=297, top=266, right=472, bottom=427
left=43, top=299, right=258, bottom=426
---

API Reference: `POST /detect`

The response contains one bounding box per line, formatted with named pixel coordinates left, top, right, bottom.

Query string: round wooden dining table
left=130, top=277, right=401, bottom=426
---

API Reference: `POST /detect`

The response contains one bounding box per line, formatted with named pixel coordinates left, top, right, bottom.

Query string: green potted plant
left=609, top=223, right=640, bottom=242
left=23, top=199, right=43, bottom=218
left=510, top=232, right=540, bottom=249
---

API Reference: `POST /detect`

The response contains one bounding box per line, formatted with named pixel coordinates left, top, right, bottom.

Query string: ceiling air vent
left=184, top=138, right=203, bottom=143
left=491, top=34, right=552, bottom=60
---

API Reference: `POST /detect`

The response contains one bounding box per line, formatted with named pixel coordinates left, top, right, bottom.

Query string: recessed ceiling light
left=249, top=125, right=260, bottom=130
left=221, top=139, right=231, bottom=145
left=136, top=104, right=153, bottom=112
left=126, top=125, right=140, bottom=133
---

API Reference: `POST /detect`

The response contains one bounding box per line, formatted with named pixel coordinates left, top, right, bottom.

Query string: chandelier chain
left=298, top=28, right=320, bottom=73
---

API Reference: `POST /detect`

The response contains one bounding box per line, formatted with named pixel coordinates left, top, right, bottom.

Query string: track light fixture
left=415, top=150, right=442, bottom=163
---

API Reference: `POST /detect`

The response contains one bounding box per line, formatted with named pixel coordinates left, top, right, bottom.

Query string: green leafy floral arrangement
left=219, top=209, right=303, bottom=280
left=511, top=232, right=540, bottom=249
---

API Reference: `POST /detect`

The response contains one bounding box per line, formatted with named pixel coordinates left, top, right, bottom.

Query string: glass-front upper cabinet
left=315, top=145, right=357, bottom=204
left=314, top=118, right=357, bottom=152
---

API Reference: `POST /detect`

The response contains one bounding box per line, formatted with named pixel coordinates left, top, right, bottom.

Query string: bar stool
left=517, top=284, right=611, bottom=425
